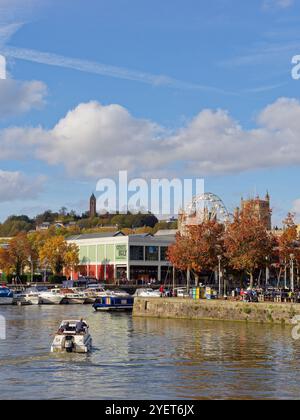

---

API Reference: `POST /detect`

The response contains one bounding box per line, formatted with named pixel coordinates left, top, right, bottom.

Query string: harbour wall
left=133, top=298, right=300, bottom=325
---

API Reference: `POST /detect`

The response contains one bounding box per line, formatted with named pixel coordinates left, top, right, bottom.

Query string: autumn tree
left=167, top=220, right=225, bottom=285
left=0, top=232, right=36, bottom=278
left=64, top=243, right=80, bottom=274
left=278, top=213, right=300, bottom=285
left=39, top=236, right=79, bottom=276
left=224, top=207, right=274, bottom=288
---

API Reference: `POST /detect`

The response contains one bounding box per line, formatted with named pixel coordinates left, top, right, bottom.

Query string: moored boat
left=83, top=286, right=110, bottom=304
left=0, top=286, right=13, bottom=305
left=61, top=289, right=87, bottom=304
left=134, top=288, right=161, bottom=298
left=51, top=320, right=92, bottom=353
left=93, top=295, right=134, bottom=312
left=39, top=289, right=65, bottom=305
left=20, top=287, right=42, bottom=305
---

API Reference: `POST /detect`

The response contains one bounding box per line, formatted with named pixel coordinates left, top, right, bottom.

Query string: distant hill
left=0, top=210, right=177, bottom=237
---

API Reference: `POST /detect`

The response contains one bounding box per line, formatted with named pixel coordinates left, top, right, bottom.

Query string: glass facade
left=79, top=242, right=169, bottom=264
left=79, top=246, right=88, bottom=264
left=130, top=266, right=158, bottom=282
left=145, top=246, right=159, bottom=261
left=97, top=245, right=105, bottom=263
left=106, top=244, right=114, bottom=262
left=160, top=246, right=168, bottom=261
left=130, top=246, right=144, bottom=261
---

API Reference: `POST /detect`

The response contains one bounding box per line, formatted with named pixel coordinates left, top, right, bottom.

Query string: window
left=130, top=246, right=144, bottom=261
left=145, top=246, right=159, bottom=261
left=160, top=247, right=168, bottom=261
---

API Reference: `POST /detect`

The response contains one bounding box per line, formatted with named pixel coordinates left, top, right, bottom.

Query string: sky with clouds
left=0, top=0, right=300, bottom=224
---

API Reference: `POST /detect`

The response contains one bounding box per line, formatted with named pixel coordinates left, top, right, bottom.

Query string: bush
left=5, top=274, right=43, bottom=284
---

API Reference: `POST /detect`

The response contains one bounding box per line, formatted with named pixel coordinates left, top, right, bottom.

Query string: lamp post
left=265, top=256, right=270, bottom=288
left=284, top=258, right=287, bottom=289
left=290, top=254, right=295, bottom=292
left=28, top=256, right=33, bottom=284
left=187, top=268, right=191, bottom=294
left=44, top=262, right=47, bottom=283
left=223, top=268, right=227, bottom=298
left=217, top=255, right=222, bottom=297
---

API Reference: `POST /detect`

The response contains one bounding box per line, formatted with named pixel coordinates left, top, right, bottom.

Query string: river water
left=0, top=305, right=299, bottom=400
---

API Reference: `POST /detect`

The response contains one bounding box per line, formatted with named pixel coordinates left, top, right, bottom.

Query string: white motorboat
left=0, top=286, right=13, bottom=305
left=109, top=289, right=131, bottom=298
left=61, top=289, right=87, bottom=304
left=83, top=287, right=107, bottom=304
left=134, top=288, right=161, bottom=298
left=39, top=289, right=65, bottom=305
left=51, top=320, right=92, bottom=353
left=20, top=287, right=42, bottom=305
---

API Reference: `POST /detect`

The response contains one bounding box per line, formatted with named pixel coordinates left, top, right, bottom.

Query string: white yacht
left=39, top=289, right=65, bottom=305
left=110, top=289, right=132, bottom=298
left=83, top=287, right=107, bottom=304
left=51, top=320, right=92, bottom=353
left=61, top=289, right=87, bottom=304
left=134, top=288, right=161, bottom=298
left=20, top=287, right=42, bottom=305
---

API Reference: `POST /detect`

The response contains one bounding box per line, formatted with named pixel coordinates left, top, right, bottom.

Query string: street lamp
left=43, top=259, right=48, bottom=283
left=223, top=268, right=227, bottom=298
left=217, top=255, right=222, bottom=297
left=265, top=256, right=270, bottom=288
left=290, top=254, right=295, bottom=292
left=28, top=256, right=33, bottom=284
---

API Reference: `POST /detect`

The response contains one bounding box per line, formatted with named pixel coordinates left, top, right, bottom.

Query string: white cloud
left=2, top=46, right=233, bottom=95
left=0, top=0, right=42, bottom=24
left=0, top=4, right=48, bottom=118
left=263, top=0, right=294, bottom=10
left=0, top=170, right=45, bottom=203
left=38, top=102, right=164, bottom=177
left=0, top=23, right=23, bottom=46
left=1, top=98, right=300, bottom=178
left=0, top=79, right=47, bottom=118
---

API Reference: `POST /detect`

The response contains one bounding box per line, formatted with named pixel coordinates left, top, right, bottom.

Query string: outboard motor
left=65, top=336, right=74, bottom=353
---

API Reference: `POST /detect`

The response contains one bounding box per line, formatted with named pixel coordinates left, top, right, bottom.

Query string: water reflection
left=0, top=306, right=299, bottom=399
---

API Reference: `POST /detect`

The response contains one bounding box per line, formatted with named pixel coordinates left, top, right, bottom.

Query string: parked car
left=175, top=288, right=189, bottom=298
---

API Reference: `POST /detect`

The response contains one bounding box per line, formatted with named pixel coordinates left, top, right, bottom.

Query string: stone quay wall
left=133, top=297, right=300, bottom=325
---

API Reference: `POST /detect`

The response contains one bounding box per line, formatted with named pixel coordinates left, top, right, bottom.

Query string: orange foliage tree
left=224, top=207, right=274, bottom=288
left=167, top=220, right=225, bottom=285
left=278, top=213, right=300, bottom=283
left=0, top=232, right=37, bottom=277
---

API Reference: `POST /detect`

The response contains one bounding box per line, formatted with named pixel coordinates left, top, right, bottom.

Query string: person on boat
left=58, top=322, right=69, bottom=334
left=76, top=319, right=88, bottom=334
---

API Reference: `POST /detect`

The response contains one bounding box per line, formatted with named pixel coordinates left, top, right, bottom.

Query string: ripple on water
left=0, top=305, right=299, bottom=399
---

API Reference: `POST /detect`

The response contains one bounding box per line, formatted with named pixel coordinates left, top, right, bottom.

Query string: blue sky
left=0, top=0, right=300, bottom=224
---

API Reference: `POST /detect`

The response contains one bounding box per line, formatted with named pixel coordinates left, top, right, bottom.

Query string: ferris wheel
left=184, top=192, right=231, bottom=225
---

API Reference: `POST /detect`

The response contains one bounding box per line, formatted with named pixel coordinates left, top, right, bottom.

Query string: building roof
left=127, top=233, right=153, bottom=238
left=155, top=229, right=178, bottom=236
left=67, top=231, right=125, bottom=240
left=67, top=231, right=175, bottom=244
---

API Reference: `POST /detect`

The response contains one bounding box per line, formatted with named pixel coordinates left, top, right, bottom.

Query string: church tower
left=89, top=193, right=97, bottom=218
left=241, top=192, right=272, bottom=231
